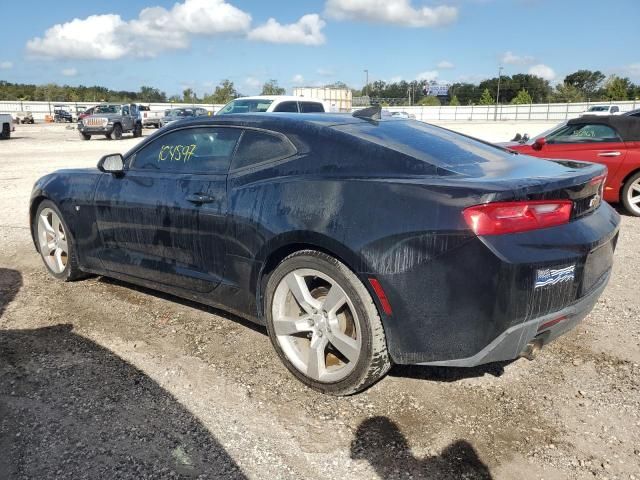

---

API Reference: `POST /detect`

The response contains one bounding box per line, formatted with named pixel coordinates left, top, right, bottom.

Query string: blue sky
left=0, top=0, right=639, bottom=97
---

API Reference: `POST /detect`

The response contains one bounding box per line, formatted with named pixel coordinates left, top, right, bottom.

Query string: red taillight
left=463, top=200, right=572, bottom=235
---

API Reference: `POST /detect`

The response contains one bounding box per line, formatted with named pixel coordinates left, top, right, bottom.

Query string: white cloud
left=61, top=67, right=78, bottom=76
left=501, top=51, right=535, bottom=65
left=528, top=64, right=556, bottom=81
left=437, top=60, right=454, bottom=69
left=0, top=61, right=13, bottom=69
left=292, top=74, right=305, bottom=85
left=416, top=70, right=439, bottom=82
left=26, top=0, right=251, bottom=59
left=623, top=63, right=640, bottom=79
left=325, top=0, right=458, bottom=27
left=244, top=76, right=262, bottom=88
left=248, top=14, right=325, bottom=45
left=389, top=75, right=403, bottom=83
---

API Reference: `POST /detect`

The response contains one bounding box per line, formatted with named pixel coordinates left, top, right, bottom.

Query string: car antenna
left=352, top=105, right=382, bottom=121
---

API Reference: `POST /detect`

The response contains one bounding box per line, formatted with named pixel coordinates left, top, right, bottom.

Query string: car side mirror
left=98, top=153, right=124, bottom=174
left=533, top=137, right=546, bottom=151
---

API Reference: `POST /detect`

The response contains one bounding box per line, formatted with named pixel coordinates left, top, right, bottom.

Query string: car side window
left=546, top=124, right=622, bottom=144
left=273, top=101, right=299, bottom=113
left=299, top=102, right=325, bottom=113
left=131, top=127, right=242, bottom=173
left=611, top=106, right=619, bottom=113
left=122, top=105, right=130, bottom=116
left=231, top=130, right=296, bottom=170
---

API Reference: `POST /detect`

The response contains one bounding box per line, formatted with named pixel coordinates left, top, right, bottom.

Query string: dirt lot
left=1, top=124, right=639, bottom=479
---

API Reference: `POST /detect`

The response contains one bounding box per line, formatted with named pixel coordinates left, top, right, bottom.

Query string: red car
left=506, top=116, right=640, bottom=216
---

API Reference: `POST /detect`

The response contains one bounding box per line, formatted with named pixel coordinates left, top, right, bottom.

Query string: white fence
left=1, top=99, right=638, bottom=122
left=0, top=101, right=225, bottom=121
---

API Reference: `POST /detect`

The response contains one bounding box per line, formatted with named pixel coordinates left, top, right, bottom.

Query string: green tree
left=417, top=96, right=440, bottom=106
left=564, top=70, right=605, bottom=97
left=138, top=86, right=167, bottom=103
left=204, top=79, right=238, bottom=104
left=511, top=89, right=533, bottom=105
left=182, top=88, right=198, bottom=103
left=552, top=83, right=585, bottom=103
left=449, top=95, right=460, bottom=106
left=261, top=79, right=286, bottom=95
left=604, top=75, right=631, bottom=100
left=479, top=88, right=494, bottom=105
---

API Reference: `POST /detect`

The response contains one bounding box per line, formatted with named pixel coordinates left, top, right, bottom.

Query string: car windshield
left=218, top=99, right=274, bottom=114
left=166, top=108, right=193, bottom=118
left=95, top=105, right=121, bottom=114
left=588, top=106, right=609, bottom=112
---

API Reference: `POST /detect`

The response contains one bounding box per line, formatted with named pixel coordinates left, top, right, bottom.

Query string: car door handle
left=186, top=193, right=215, bottom=204
left=598, top=151, right=621, bottom=157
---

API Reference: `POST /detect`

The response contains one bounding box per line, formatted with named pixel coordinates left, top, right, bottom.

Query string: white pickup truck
left=1, top=114, right=14, bottom=139
left=138, top=105, right=164, bottom=128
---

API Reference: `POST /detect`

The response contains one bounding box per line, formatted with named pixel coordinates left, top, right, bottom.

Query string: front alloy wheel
left=265, top=250, right=391, bottom=395
left=622, top=172, right=640, bottom=216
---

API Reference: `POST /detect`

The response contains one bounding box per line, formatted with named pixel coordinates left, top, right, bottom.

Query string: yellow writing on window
left=159, top=144, right=197, bottom=162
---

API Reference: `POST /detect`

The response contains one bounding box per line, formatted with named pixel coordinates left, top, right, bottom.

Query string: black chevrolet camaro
left=30, top=110, right=620, bottom=395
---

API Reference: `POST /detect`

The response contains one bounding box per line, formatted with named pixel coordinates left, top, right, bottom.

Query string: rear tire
left=34, top=200, right=85, bottom=282
left=621, top=171, right=640, bottom=216
left=133, top=123, right=142, bottom=138
left=1, top=123, right=10, bottom=139
left=265, top=250, right=391, bottom=395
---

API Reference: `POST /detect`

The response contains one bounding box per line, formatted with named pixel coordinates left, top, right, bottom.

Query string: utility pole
left=494, top=66, right=503, bottom=121
left=364, top=69, right=369, bottom=97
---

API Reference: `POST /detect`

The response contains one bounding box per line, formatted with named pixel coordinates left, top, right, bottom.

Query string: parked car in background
left=505, top=116, right=640, bottom=216
left=77, top=103, right=142, bottom=140
left=159, top=107, right=209, bottom=127
left=15, top=111, right=35, bottom=124
left=1, top=113, right=14, bottom=139
left=139, top=105, right=163, bottom=128
left=217, top=96, right=327, bottom=115
left=53, top=105, right=73, bottom=123
left=30, top=109, right=619, bottom=395
left=580, top=105, right=620, bottom=116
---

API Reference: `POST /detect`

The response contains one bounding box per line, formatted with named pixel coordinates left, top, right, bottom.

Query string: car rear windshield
left=332, top=120, right=510, bottom=170
left=588, top=106, right=609, bottom=112
left=218, top=99, right=274, bottom=114
left=95, top=105, right=121, bottom=114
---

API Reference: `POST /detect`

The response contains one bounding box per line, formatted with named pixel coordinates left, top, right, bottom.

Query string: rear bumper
left=416, top=269, right=610, bottom=367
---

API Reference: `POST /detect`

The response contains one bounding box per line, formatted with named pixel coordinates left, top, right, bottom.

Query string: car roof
left=567, top=115, right=640, bottom=141
left=231, top=95, right=325, bottom=103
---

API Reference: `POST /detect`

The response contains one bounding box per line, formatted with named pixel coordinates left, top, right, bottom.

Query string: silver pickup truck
left=77, top=103, right=143, bottom=140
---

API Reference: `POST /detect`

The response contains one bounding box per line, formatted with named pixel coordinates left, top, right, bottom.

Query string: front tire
left=265, top=250, right=391, bottom=395
left=133, top=123, right=142, bottom=138
left=80, top=132, right=91, bottom=141
left=621, top=171, right=640, bottom=217
left=113, top=123, right=123, bottom=140
left=34, top=200, right=85, bottom=281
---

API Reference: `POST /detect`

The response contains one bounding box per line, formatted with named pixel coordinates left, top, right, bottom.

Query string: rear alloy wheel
left=34, top=201, right=84, bottom=281
left=622, top=171, right=640, bottom=217
left=265, top=250, right=391, bottom=395
left=113, top=124, right=123, bottom=140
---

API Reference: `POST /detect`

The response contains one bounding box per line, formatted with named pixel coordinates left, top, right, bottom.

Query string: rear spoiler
left=353, top=105, right=382, bottom=121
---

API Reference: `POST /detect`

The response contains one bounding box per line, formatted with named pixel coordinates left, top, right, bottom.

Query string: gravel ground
left=1, top=124, right=639, bottom=479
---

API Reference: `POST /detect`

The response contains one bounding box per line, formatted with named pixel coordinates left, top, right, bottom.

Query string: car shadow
left=0, top=267, right=22, bottom=319
left=351, top=416, right=492, bottom=479
left=390, top=360, right=513, bottom=383
left=0, top=323, right=247, bottom=479
left=97, top=276, right=267, bottom=336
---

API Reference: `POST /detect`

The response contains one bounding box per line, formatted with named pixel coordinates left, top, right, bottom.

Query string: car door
left=540, top=122, right=627, bottom=178
left=93, top=126, right=242, bottom=293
